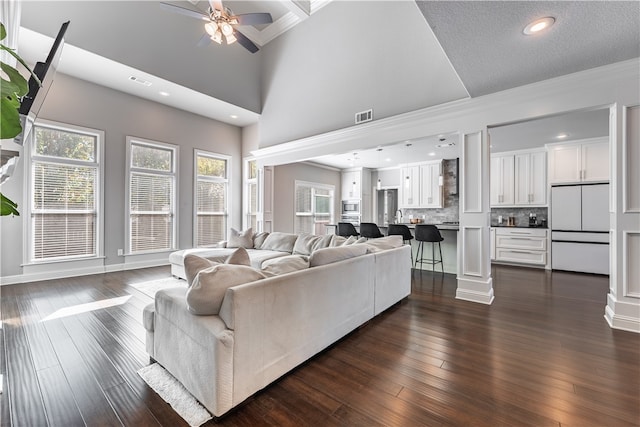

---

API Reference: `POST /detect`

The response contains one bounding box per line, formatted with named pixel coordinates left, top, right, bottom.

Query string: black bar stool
left=359, top=222, right=384, bottom=239
left=387, top=224, right=414, bottom=263
left=337, top=222, right=359, bottom=237
left=414, top=224, right=444, bottom=273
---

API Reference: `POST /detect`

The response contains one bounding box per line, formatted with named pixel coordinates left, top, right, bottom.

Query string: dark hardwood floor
left=1, top=265, right=638, bottom=426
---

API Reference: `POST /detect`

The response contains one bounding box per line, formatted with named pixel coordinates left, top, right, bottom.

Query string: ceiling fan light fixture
left=523, top=17, right=555, bottom=35
left=220, top=22, right=234, bottom=36
left=204, top=21, right=218, bottom=36
left=225, top=32, right=237, bottom=45
left=211, top=29, right=223, bottom=44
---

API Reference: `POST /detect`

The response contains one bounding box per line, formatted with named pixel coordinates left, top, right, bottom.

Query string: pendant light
left=376, top=148, right=383, bottom=190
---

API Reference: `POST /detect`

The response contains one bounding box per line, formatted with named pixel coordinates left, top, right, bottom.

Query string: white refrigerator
left=551, top=183, right=609, bottom=274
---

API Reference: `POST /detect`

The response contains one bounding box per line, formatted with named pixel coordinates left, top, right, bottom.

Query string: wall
left=272, top=163, right=341, bottom=233
left=259, top=0, right=468, bottom=147
left=1, top=73, right=242, bottom=281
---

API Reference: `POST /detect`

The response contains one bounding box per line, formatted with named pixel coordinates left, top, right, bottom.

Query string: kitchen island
left=325, top=222, right=459, bottom=274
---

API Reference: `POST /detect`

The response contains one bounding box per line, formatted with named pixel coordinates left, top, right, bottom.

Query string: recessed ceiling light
left=428, top=152, right=436, bottom=156
left=435, top=142, right=455, bottom=148
left=230, top=115, right=238, bottom=119
left=523, top=17, right=555, bottom=35
left=159, top=91, right=170, bottom=97
left=385, top=158, right=391, bottom=162
left=556, top=133, right=569, bottom=139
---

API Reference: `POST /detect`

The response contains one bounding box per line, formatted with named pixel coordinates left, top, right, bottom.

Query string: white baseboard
left=1, top=259, right=169, bottom=286
left=455, top=276, right=495, bottom=305
left=604, top=305, right=640, bottom=333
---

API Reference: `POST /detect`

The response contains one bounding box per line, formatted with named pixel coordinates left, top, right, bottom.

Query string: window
left=126, top=137, right=178, bottom=254
left=194, top=150, right=229, bottom=247
left=244, top=159, right=258, bottom=231
left=28, top=121, right=103, bottom=262
left=294, top=181, right=334, bottom=235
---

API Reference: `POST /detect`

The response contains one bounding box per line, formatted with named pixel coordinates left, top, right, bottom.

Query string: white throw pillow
left=186, top=264, right=266, bottom=315
left=260, top=232, right=298, bottom=253
left=183, top=248, right=251, bottom=286
left=227, top=228, right=254, bottom=248
left=309, top=244, right=368, bottom=267
left=252, top=232, right=270, bottom=249
left=293, top=233, right=333, bottom=256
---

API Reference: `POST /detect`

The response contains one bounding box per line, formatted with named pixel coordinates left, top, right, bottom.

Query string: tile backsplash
left=491, top=207, right=548, bottom=227
left=403, top=159, right=459, bottom=223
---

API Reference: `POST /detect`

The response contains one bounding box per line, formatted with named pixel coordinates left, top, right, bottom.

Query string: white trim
left=300, top=161, right=342, bottom=172
left=604, top=306, right=640, bottom=333
left=455, top=277, right=495, bottom=305
left=461, top=226, right=483, bottom=277
left=623, top=104, right=640, bottom=213
left=462, top=132, right=482, bottom=213
left=623, top=231, right=640, bottom=298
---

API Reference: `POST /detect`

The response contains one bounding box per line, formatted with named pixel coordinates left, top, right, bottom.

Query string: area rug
left=138, top=363, right=212, bottom=426
left=130, top=277, right=186, bottom=298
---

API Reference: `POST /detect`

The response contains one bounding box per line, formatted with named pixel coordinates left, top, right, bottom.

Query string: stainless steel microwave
left=341, top=200, right=360, bottom=214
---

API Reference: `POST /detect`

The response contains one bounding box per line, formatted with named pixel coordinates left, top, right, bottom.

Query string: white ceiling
left=14, top=1, right=639, bottom=168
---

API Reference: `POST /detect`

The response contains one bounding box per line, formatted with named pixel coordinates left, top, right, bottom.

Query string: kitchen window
left=126, top=137, right=178, bottom=254
left=294, top=181, right=334, bottom=235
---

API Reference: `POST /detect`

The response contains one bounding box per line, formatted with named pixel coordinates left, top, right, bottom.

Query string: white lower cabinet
left=493, top=227, right=548, bottom=266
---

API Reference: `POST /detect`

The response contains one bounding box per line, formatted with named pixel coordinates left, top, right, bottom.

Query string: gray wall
left=273, top=163, right=341, bottom=233
left=258, top=1, right=467, bottom=147
left=1, top=73, right=242, bottom=277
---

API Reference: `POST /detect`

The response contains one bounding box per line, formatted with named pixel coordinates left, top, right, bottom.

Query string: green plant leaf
left=1, top=77, right=22, bottom=103
left=1, top=61, right=28, bottom=96
left=0, top=193, right=20, bottom=216
left=0, top=23, right=6, bottom=41
left=0, top=45, right=41, bottom=87
left=0, top=96, right=23, bottom=139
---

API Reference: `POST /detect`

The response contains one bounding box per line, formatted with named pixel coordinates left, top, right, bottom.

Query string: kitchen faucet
left=395, top=209, right=403, bottom=223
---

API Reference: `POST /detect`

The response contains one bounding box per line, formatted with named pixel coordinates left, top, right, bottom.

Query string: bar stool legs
left=414, top=240, right=444, bottom=273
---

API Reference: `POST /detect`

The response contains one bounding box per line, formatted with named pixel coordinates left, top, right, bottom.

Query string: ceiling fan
left=160, top=0, right=273, bottom=53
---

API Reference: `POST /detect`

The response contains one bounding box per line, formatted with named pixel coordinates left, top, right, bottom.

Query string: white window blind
left=195, top=151, right=228, bottom=247
left=30, top=124, right=100, bottom=261
left=294, top=181, right=334, bottom=235
left=127, top=139, right=177, bottom=254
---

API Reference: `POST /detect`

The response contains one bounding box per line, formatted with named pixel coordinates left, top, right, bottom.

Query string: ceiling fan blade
left=160, top=2, right=208, bottom=21
left=234, top=12, right=273, bottom=26
left=234, top=30, right=260, bottom=54
left=209, top=0, right=223, bottom=12
left=196, top=33, right=212, bottom=47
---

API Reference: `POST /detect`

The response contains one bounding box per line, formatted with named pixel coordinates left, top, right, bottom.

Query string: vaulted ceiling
left=15, top=1, right=640, bottom=152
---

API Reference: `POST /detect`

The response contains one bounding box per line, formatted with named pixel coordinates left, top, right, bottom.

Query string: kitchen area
left=320, top=107, right=611, bottom=277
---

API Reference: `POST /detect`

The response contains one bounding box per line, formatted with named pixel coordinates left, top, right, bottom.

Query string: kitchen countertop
left=328, top=223, right=460, bottom=231
left=491, top=224, right=548, bottom=229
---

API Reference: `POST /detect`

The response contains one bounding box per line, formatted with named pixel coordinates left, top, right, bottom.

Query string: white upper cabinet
left=399, top=160, right=442, bottom=208
left=341, top=170, right=360, bottom=200
left=490, top=154, right=515, bottom=206
left=514, top=150, right=547, bottom=205
left=547, top=138, right=609, bottom=184
left=419, top=161, right=443, bottom=208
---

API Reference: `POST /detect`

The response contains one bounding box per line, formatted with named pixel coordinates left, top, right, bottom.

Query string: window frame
left=24, top=118, right=105, bottom=265
left=193, top=149, right=231, bottom=247
left=294, top=180, right=335, bottom=235
left=125, top=136, right=179, bottom=255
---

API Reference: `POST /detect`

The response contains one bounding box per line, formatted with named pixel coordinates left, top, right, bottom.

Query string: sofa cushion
left=330, top=235, right=347, bottom=246
left=292, top=233, right=333, bottom=256
left=252, top=232, right=269, bottom=249
left=186, top=264, right=266, bottom=315
left=184, top=248, right=251, bottom=285
left=261, top=255, right=310, bottom=276
left=260, top=232, right=298, bottom=253
left=227, top=228, right=254, bottom=248
left=309, top=244, right=368, bottom=267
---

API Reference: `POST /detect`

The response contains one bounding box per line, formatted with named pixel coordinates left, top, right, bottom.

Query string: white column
left=456, top=130, right=494, bottom=304
left=605, top=104, right=640, bottom=332
left=257, top=165, right=274, bottom=233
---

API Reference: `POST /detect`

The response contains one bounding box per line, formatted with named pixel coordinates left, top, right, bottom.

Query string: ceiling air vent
left=355, top=109, right=373, bottom=124
left=129, top=76, right=152, bottom=86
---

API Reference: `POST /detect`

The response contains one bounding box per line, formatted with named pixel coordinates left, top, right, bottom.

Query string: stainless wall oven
left=341, top=200, right=360, bottom=215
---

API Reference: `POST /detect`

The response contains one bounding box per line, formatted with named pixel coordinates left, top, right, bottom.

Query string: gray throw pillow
left=227, top=228, right=254, bottom=248
left=260, top=232, right=298, bottom=253
left=186, top=264, right=266, bottom=315
left=253, top=232, right=270, bottom=249
left=309, top=244, right=368, bottom=267
left=183, top=248, right=251, bottom=286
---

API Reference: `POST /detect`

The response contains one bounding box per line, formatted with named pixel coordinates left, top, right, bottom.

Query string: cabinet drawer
left=495, top=228, right=547, bottom=237
left=496, top=248, right=546, bottom=265
left=495, top=235, right=547, bottom=250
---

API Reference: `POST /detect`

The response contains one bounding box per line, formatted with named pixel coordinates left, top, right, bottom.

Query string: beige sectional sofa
left=146, top=232, right=411, bottom=417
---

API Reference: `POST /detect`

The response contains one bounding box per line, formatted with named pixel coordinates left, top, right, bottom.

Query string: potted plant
left=0, top=22, right=41, bottom=216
